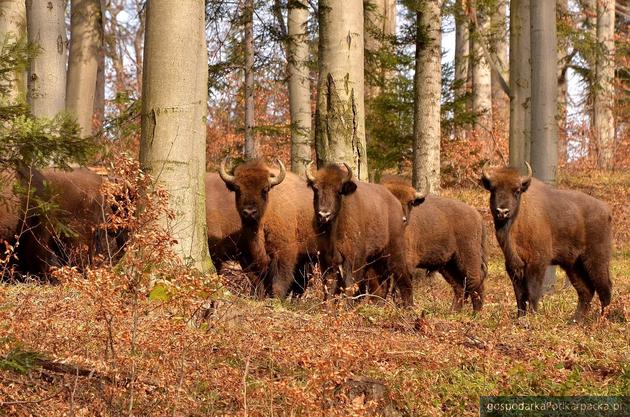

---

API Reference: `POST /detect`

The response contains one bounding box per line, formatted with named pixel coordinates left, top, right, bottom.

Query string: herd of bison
left=1, top=159, right=614, bottom=323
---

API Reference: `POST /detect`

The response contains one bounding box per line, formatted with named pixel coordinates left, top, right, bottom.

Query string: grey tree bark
left=594, top=0, right=616, bottom=169
left=0, top=0, right=27, bottom=102
left=491, top=0, right=509, bottom=126
left=412, top=0, right=442, bottom=193
left=93, top=0, right=106, bottom=129
left=530, top=0, right=558, bottom=292
left=26, top=0, right=67, bottom=118
left=243, top=0, right=257, bottom=159
left=471, top=6, right=492, bottom=137
left=288, top=0, right=312, bottom=176
left=66, top=0, right=102, bottom=138
left=316, top=0, right=368, bottom=180
left=364, top=0, right=396, bottom=99
left=454, top=0, right=469, bottom=139
left=140, top=0, right=213, bottom=272
left=508, top=0, right=531, bottom=171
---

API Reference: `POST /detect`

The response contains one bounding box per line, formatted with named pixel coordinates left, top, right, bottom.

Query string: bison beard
left=482, top=164, right=613, bottom=322
left=306, top=163, right=414, bottom=306
left=379, top=176, right=487, bottom=312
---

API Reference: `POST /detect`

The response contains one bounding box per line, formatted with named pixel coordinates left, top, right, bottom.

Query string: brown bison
left=305, top=163, right=414, bottom=306
left=219, top=158, right=318, bottom=297
left=205, top=172, right=245, bottom=272
left=37, top=167, right=119, bottom=269
left=481, top=163, right=613, bottom=321
left=380, top=175, right=487, bottom=311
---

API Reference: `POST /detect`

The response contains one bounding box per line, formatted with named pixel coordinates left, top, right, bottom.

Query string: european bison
left=38, top=167, right=118, bottom=269
left=205, top=172, right=245, bottom=272
left=219, top=158, right=318, bottom=297
left=379, top=175, right=487, bottom=311
left=305, top=163, right=414, bottom=306
left=481, top=163, right=613, bottom=321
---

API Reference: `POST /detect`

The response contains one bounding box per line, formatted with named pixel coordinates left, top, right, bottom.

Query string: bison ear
left=225, top=182, right=239, bottom=193
left=480, top=176, right=493, bottom=191
left=411, top=196, right=425, bottom=206
left=340, top=180, right=357, bottom=195
left=520, top=177, right=531, bottom=193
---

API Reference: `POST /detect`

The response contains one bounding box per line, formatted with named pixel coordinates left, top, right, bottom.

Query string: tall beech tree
left=288, top=0, right=311, bottom=176
left=412, top=0, right=442, bottom=192
left=26, top=0, right=67, bottom=118
left=0, top=0, right=27, bottom=102
left=66, top=0, right=102, bottom=137
left=140, top=0, right=213, bottom=272
left=316, top=0, right=368, bottom=180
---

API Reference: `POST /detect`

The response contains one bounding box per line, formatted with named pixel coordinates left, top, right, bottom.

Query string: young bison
left=219, top=158, right=318, bottom=297
left=481, top=163, right=613, bottom=322
left=381, top=175, right=487, bottom=312
left=305, top=163, right=414, bottom=306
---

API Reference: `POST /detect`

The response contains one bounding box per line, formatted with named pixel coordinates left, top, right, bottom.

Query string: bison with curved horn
left=306, top=162, right=414, bottom=306
left=380, top=175, right=487, bottom=312
left=219, top=158, right=318, bottom=297
left=481, top=162, right=613, bottom=322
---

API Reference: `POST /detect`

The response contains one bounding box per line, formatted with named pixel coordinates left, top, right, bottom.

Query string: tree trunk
left=412, top=0, right=442, bottom=193
left=66, top=0, right=102, bottom=138
left=594, top=0, right=616, bottom=169
left=454, top=0, right=470, bottom=139
left=490, top=0, right=509, bottom=127
left=557, top=0, right=569, bottom=139
left=364, top=0, right=396, bottom=99
left=140, top=0, right=213, bottom=272
left=0, top=0, right=27, bottom=102
left=243, top=0, right=257, bottom=159
left=25, top=0, right=67, bottom=118
left=316, top=0, right=368, bottom=180
left=288, top=0, right=312, bottom=176
left=530, top=0, right=558, bottom=292
left=93, top=0, right=106, bottom=130
left=471, top=7, right=492, bottom=137
left=508, top=0, right=531, bottom=170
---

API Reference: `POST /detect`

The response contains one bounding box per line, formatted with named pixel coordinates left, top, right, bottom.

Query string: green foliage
left=0, top=347, right=42, bottom=374
left=0, top=37, right=96, bottom=171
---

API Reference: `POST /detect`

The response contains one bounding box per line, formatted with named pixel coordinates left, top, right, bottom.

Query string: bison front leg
left=508, top=271, right=528, bottom=317
left=524, top=263, right=546, bottom=313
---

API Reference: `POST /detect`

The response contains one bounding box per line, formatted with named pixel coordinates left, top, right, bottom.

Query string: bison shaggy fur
left=481, top=164, right=613, bottom=322
left=381, top=175, right=487, bottom=311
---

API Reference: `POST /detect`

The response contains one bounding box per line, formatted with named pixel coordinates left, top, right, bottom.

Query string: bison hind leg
left=578, top=255, right=612, bottom=317
left=440, top=267, right=464, bottom=312
left=565, top=263, right=595, bottom=323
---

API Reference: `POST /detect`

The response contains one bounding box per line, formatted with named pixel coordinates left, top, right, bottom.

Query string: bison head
left=305, top=162, right=356, bottom=225
left=380, top=176, right=429, bottom=223
left=481, top=162, right=532, bottom=224
left=219, top=157, right=286, bottom=225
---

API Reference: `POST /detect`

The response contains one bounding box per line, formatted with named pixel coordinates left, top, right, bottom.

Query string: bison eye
left=514, top=189, right=521, bottom=197
left=261, top=188, right=269, bottom=199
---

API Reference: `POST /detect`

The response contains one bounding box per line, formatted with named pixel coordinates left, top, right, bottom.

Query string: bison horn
left=219, top=156, right=236, bottom=185
left=305, top=161, right=316, bottom=182
left=342, top=162, right=353, bottom=182
left=416, top=176, right=430, bottom=200
left=523, top=161, right=533, bottom=182
left=481, top=161, right=492, bottom=183
left=269, top=158, right=286, bottom=187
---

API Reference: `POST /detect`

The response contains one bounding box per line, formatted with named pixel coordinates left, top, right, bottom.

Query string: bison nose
left=242, top=206, right=258, bottom=218
left=318, top=210, right=332, bottom=223
left=496, top=207, right=510, bottom=218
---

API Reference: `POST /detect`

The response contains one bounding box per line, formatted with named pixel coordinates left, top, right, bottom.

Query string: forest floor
left=1, top=169, right=629, bottom=417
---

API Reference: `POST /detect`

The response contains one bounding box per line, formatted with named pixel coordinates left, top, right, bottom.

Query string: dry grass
left=1, top=169, right=629, bottom=417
